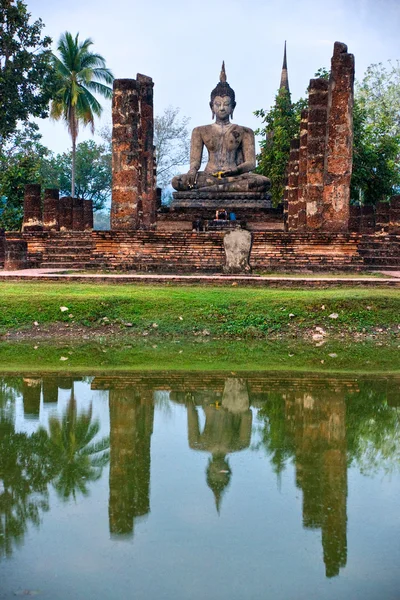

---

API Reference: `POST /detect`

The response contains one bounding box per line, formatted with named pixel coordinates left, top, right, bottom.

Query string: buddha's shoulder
left=192, top=125, right=213, bottom=136
left=231, top=124, right=255, bottom=136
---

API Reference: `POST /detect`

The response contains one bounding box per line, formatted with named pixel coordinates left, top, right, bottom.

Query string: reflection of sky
left=14, top=380, right=110, bottom=439
left=1, top=379, right=400, bottom=600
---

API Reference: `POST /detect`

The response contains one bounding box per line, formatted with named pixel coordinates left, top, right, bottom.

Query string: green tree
left=0, top=0, right=54, bottom=144
left=255, top=89, right=305, bottom=205
left=43, top=140, right=111, bottom=211
left=351, top=61, right=400, bottom=203
left=0, top=123, right=50, bottom=230
left=50, top=32, right=113, bottom=198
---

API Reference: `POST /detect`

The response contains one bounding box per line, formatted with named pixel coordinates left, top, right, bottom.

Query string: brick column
left=43, top=188, right=59, bottom=231
left=297, top=109, right=308, bottom=230
left=83, top=200, right=94, bottom=230
left=59, top=197, right=73, bottom=231
left=322, top=42, right=355, bottom=231
left=286, top=139, right=300, bottom=230
left=72, top=197, right=84, bottom=230
left=389, top=195, right=400, bottom=234
left=22, top=184, right=42, bottom=231
left=137, top=74, right=157, bottom=229
left=375, top=202, right=390, bottom=233
left=111, top=76, right=156, bottom=230
left=306, top=79, right=329, bottom=229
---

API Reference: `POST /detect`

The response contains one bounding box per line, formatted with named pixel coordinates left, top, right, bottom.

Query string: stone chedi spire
left=280, top=41, right=290, bottom=93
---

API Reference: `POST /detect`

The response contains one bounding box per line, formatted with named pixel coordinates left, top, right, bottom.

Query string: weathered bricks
left=297, top=109, right=308, bottom=230
left=389, top=194, right=400, bottom=234
left=72, top=197, right=84, bottom=231
left=22, top=184, right=42, bottom=231
left=83, top=200, right=94, bottom=230
left=43, top=188, right=59, bottom=231
left=306, top=79, right=329, bottom=229
left=375, top=202, right=390, bottom=233
left=59, top=197, right=73, bottom=231
left=286, top=42, right=354, bottom=233
left=322, top=42, right=355, bottom=231
left=286, top=139, right=300, bottom=230
left=111, top=76, right=156, bottom=230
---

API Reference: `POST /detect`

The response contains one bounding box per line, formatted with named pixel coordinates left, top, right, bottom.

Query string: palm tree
left=50, top=32, right=114, bottom=197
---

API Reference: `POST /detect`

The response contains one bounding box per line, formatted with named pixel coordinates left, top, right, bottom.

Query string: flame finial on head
left=220, top=61, right=227, bottom=83
left=210, top=61, right=236, bottom=115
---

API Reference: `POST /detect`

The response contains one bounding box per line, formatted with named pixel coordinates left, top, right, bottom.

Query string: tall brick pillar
left=111, top=75, right=156, bottom=230
left=22, top=184, right=42, bottom=231
left=43, top=188, right=59, bottom=231
left=306, top=79, right=329, bottom=229
left=322, top=42, right=355, bottom=231
left=59, top=197, right=73, bottom=231
left=286, top=139, right=300, bottom=230
left=137, top=74, right=157, bottom=229
left=297, top=109, right=308, bottom=230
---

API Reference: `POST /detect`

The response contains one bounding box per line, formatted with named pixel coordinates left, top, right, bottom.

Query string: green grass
left=0, top=282, right=399, bottom=337
left=0, top=338, right=399, bottom=374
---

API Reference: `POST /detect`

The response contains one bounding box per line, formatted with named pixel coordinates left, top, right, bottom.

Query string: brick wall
left=17, top=229, right=400, bottom=272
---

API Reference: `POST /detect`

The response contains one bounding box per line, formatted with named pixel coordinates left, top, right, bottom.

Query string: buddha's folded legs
left=172, top=171, right=270, bottom=193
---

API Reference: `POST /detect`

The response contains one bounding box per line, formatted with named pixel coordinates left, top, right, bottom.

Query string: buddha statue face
left=211, top=95, right=234, bottom=121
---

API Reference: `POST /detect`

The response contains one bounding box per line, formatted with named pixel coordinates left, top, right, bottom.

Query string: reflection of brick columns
left=306, top=79, right=329, bottom=229
left=111, top=76, right=156, bottom=230
left=109, top=389, right=154, bottom=538
left=43, top=188, right=59, bottom=231
left=322, top=42, right=354, bottom=231
left=22, top=184, right=42, bottom=231
left=288, top=389, right=347, bottom=578
left=42, top=377, right=59, bottom=404
left=23, top=378, right=41, bottom=419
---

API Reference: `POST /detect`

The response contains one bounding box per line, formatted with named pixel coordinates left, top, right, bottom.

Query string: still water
left=0, top=372, right=399, bottom=600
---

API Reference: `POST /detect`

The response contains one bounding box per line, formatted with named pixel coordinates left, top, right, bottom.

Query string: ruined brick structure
left=43, top=189, right=59, bottom=231
left=110, top=75, right=156, bottom=230
left=286, top=42, right=354, bottom=232
left=22, top=184, right=42, bottom=231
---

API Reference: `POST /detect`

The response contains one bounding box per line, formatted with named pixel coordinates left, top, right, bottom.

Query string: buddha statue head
left=210, top=61, right=236, bottom=120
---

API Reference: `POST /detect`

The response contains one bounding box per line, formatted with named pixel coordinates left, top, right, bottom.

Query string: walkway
left=0, top=268, right=399, bottom=287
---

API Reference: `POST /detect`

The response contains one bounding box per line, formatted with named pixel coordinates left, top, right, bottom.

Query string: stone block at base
left=223, top=229, right=252, bottom=273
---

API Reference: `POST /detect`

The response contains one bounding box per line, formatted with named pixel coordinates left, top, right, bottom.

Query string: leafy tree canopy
left=255, top=89, right=306, bottom=205
left=0, top=0, right=54, bottom=143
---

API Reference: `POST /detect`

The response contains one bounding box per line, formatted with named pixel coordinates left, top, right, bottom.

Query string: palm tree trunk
left=70, top=109, right=77, bottom=198
left=71, top=135, right=76, bottom=198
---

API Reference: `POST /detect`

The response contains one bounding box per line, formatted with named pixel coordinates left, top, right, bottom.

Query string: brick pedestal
left=4, top=237, right=28, bottom=270
left=389, top=195, right=400, bottom=234
left=83, top=200, right=94, bottom=230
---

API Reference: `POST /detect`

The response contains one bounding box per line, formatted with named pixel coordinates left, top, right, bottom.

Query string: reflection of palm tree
left=0, top=418, right=50, bottom=559
left=44, top=396, right=109, bottom=501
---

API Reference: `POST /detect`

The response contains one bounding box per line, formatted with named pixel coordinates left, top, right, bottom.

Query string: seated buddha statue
left=172, top=63, right=270, bottom=194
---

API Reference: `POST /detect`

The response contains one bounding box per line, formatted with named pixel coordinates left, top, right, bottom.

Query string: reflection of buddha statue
left=172, top=63, right=270, bottom=195
left=187, top=378, right=252, bottom=511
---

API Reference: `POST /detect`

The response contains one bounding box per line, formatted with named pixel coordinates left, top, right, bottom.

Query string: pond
left=0, top=371, right=399, bottom=600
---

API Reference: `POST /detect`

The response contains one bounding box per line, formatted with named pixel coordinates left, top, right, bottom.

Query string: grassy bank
left=0, top=282, right=399, bottom=339
left=0, top=338, right=399, bottom=374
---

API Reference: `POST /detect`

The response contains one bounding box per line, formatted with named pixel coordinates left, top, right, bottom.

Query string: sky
left=27, top=0, right=400, bottom=155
